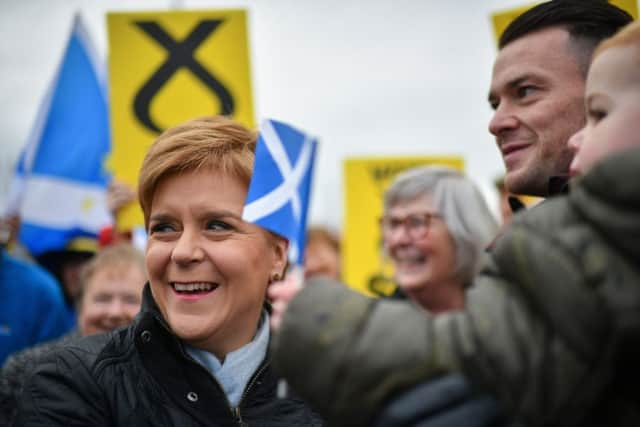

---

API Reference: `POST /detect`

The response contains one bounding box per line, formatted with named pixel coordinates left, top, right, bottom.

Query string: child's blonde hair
left=594, top=20, right=640, bottom=61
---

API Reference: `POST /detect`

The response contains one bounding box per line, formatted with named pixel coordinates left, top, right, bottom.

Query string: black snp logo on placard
left=133, top=20, right=235, bottom=133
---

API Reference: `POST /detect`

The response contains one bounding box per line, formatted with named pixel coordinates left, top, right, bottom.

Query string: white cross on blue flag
left=5, top=14, right=112, bottom=256
left=243, top=119, right=317, bottom=266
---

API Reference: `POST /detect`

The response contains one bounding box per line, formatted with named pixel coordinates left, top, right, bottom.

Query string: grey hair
left=384, top=166, right=498, bottom=284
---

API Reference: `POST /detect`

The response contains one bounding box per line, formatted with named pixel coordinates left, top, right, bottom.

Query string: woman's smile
left=171, top=281, right=219, bottom=300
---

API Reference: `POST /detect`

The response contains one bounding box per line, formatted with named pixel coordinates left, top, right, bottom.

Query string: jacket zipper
left=151, top=304, right=272, bottom=425
left=179, top=346, right=244, bottom=425
left=232, top=407, right=244, bottom=425
left=232, top=361, right=270, bottom=425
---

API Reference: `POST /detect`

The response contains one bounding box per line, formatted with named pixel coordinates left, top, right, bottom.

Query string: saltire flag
left=8, top=14, right=112, bottom=256
left=243, top=119, right=317, bottom=266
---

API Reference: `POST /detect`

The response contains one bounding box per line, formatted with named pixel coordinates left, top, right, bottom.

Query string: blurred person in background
left=75, top=243, right=146, bottom=336
left=304, top=226, right=341, bottom=280
left=0, top=220, right=70, bottom=367
left=15, top=116, right=322, bottom=426
left=35, top=238, right=96, bottom=329
left=0, top=243, right=146, bottom=425
left=381, top=166, right=498, bottom=313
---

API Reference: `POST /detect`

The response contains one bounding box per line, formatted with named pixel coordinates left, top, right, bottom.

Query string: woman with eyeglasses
left=380, top=166, right=498, bottom=312
left=267, top=165, right=501, bottom=424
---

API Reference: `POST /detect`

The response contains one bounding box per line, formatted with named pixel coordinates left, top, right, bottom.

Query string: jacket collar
left=547, top=174, right=570, bottom=197
left=508, top=174, right=571, bottom=214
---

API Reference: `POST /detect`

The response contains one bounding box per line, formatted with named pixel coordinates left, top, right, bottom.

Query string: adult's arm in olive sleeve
left=272, top=213, right=613, bottom=427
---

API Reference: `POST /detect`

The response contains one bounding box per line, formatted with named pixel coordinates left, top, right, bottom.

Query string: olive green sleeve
left=271, top=278, right=464, bottom=426
left=272, top=213, right=614, bottom=426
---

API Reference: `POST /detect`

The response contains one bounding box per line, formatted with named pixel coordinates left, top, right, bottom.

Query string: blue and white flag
left=10, top=14, right=112, bottom=256
left=243, top=119, right=317, bottom=266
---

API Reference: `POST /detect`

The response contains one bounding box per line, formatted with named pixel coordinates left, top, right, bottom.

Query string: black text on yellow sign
left=107, top=10, right=255, bottom=230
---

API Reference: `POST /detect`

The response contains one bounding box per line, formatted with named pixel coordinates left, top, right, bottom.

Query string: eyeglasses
left=379, top=212, right=441, bottom=240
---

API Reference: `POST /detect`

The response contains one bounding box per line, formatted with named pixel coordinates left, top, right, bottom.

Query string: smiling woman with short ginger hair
left=15, top=116, right=322, bottom=426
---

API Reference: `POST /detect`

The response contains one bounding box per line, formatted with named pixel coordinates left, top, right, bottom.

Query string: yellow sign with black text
left=107, top=10, right=255, bottom=229
left=343, top=156, right=464, bottom=296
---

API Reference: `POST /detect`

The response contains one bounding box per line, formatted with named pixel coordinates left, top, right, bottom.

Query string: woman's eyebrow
left=148, top=213, right=173, bottom=223
left=202, top=209, right=242, bottom=219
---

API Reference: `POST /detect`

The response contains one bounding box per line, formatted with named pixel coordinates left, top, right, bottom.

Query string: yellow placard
left=490, top=2, right=536, bottom=44
left=342, top=156, right=464, bottom=296
left=107, top=9, right=255, bottom=230
left=611, top=0, right=639, bottom=18
left=491, top=1, right=638, bottom=45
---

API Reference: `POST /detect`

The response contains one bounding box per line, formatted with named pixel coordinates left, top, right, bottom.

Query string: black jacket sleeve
left=14, top=346, right=109, bottom=426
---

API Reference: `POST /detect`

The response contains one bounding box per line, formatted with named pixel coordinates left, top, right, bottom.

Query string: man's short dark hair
left=499, top=0, right=633, bottom=75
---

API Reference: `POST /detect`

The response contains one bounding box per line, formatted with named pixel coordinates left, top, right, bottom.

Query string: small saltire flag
left=243, top=119, right=317, bottom=266
left=11, top=14, right=112, bottom=256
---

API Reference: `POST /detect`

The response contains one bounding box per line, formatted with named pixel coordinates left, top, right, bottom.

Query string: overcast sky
left=0, top=0, right=537, bottom=231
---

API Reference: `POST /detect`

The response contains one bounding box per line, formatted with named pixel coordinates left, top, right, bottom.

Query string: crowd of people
left=1, top=1, right=639, bottom=426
